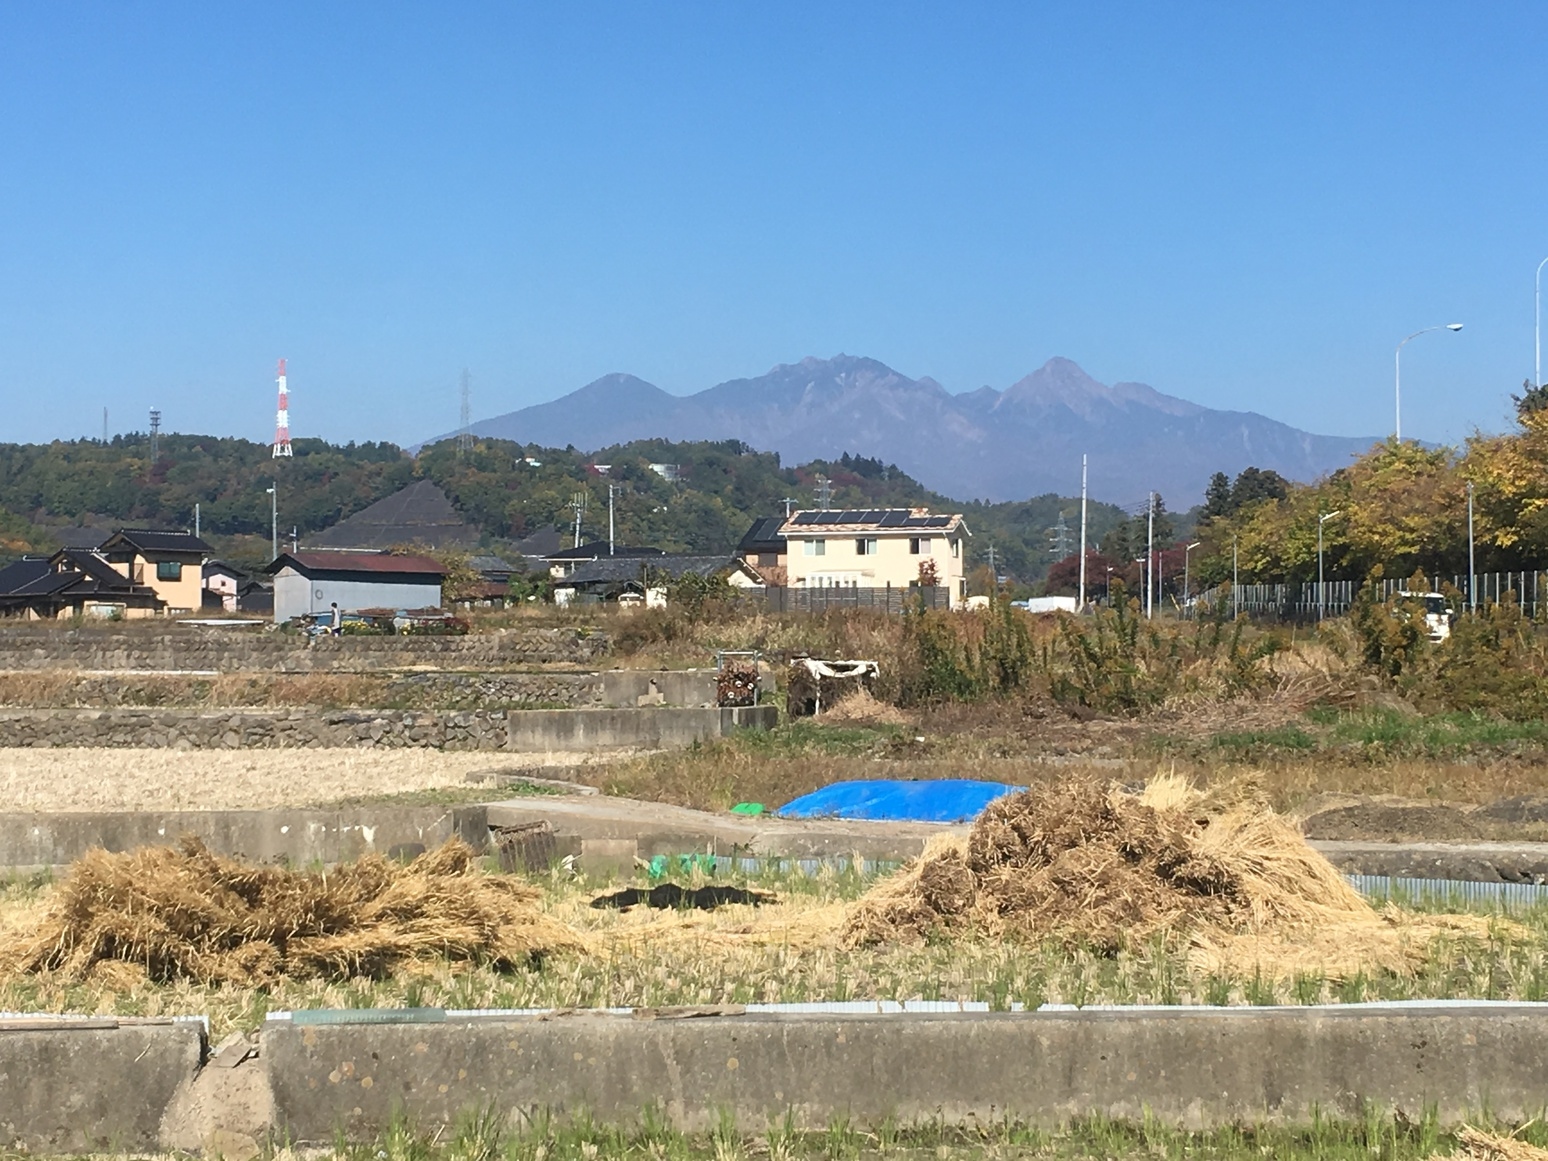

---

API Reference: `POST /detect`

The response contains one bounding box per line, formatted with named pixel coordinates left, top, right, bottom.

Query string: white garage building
left=266, top=550, right=445, bottom=624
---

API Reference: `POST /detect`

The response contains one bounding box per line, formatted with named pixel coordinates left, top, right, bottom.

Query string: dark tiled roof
left=562, top=554, right=741, bottom=585
left=512, top=526, right=564, bottom=558
left=310, top=480, right=476, bottom=550
left=267, top=551, right=446, bottom=577
left=51, top=549, right=134, bottom=589
left=467, top=554, right=517, bottom=575
left=547, top=542, right=665, bottom=562
left=0, top=557, right=52, bottom=595
left=100, top=529, right=213, bottom=554
left=203, top=559, right=247, bottom=579
left=51, top=526, right=112, bottom=550
left=737, top=517, right=787, bottom=554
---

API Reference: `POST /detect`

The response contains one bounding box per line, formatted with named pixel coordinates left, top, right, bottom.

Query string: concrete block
left=0, top=1017, right=204, bottom=1152
left=263, top=1004, right=1548, bottom=1141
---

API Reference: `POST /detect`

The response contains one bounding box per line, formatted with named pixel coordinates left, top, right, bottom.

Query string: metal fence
left=1191, top=571, right=1548, bottom=622
left=759, top=585, right=951, bottom=614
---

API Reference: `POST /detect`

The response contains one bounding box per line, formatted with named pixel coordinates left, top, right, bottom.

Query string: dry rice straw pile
left=0, top=837, right=582, bottom=986
left=842, top=773, right=1499, bottom=979
left=1439, top=1127, right=1548, bottom=1161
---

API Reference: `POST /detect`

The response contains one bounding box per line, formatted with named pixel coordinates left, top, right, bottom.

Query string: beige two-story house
left=98, top=529, right=212, bottom=615
left=777, top=508, right=969, bottom=607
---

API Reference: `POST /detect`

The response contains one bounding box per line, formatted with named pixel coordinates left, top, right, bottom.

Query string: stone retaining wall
left=0, top=705, right=776, bottom=751
left=0, top=626, right=611, bottom=672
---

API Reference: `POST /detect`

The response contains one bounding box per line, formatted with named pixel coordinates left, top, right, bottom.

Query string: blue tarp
left=775, top=779, right=1020, bottom=823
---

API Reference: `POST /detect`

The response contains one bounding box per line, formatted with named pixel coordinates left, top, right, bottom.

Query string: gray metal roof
left=562, top=554, right=742, bottom=586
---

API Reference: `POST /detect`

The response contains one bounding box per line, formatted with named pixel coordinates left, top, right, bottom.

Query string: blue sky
left=3, top=3, right=1547, bottom=451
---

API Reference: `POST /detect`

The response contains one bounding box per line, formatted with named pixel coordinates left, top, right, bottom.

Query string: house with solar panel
left=777, top=509, right=969, bottom=608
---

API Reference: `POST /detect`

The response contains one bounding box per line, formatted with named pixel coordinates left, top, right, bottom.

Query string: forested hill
left=0, top=432, right=1129, bottom=582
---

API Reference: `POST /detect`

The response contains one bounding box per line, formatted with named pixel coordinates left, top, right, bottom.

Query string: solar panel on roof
left=792, top=512, right=819, bottom=525
left=879, top=511, right=908, bottom=527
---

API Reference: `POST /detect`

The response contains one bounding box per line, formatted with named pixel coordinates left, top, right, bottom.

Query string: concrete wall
left=0, top=804, right=489, bottom=871
left=8, top=1005, right=1548, bottom=1150
left=273, top=569, right=442, bottom=624
left=0, top=1017, right=204, bottom=1152
left=0, top=625, right=611, bottom=671
left=261, top=1004, right=1548, bottom=1140
left=0, top=704, right=776, bottom=751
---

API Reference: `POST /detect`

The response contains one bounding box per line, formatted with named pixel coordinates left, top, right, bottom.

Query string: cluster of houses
left=0, top=482, right=971, bottom=621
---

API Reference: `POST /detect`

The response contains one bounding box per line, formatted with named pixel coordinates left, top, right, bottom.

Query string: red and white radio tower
left=271, top=358, right=292, bottom=457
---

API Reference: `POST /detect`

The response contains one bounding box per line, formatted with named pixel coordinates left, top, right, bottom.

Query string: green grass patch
left=283, top=1105, right=1521, bottom=1160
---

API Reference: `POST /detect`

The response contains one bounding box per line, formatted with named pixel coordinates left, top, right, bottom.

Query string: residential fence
left=1189, top=571, right=1548, bottom=623
left=759, top=585, right=952, bottom=614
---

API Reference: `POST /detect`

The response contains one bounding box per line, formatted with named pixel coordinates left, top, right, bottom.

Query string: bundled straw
left=842, top=772, right=1378, bottom=956
left=0, top=837, right=582, bottom=986
left=1439, top=1126, right=1548, bottom=1161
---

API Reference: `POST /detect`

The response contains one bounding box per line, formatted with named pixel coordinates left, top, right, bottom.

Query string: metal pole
left=1318, top=518, right=1325, bottom=622
left=268, top=484, right=278, bottom=561
left=608, top=484, right=615, bottom=556
left=194, top=503, right=199, bottom=539
left=1537, top=257, right=1548, bottom=393
left=1468, top=480, right=1476, bottom=613
left=1232, top=536, right=1239, bottom=619
left=1396, top=324, right=1464, bottom=442
left=1146, top=492, right=1154, bottom=619
left=1077, top=454, right=1087, bottom=612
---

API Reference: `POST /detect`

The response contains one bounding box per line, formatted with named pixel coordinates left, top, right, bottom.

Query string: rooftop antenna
left=457, top=368, right=472, bottom=457
left=148, top=407, right=161, bottom=462
left=272, top=359, right=292, bottom=457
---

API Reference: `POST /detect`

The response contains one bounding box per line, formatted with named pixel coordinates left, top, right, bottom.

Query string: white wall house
left=266, top=550, right=445, bottom=623
left=777, top=508, right=970, bottom=608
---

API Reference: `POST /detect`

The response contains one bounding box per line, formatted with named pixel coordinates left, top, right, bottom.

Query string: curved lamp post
left=1395, top=324, right=1463, bottom=441
left=1318, top=510, right=1342, bottom=622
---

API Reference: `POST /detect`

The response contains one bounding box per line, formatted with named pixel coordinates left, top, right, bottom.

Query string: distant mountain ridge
left=442, top=355, right=1377, bottom=504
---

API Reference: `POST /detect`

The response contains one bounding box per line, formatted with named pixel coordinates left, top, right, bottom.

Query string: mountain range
left=446, top=356, right=1378, bottom=505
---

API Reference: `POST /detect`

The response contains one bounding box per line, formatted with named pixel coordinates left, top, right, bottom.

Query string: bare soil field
left=0, top=748, right=600, bottom=812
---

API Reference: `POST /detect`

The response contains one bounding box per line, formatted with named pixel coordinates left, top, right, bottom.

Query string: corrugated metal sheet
left=1348, top=874, right=1548, bottom=911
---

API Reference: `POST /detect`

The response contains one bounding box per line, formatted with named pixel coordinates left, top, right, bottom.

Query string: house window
left=855, top=538, right=878, bottom=555
left=951, top=539, right=961, bottom=559
left=155, top=561, right=182, bottom=581
left=803, top=539, right=826, bottom=557
left=909, top=537, right=931, bottom=555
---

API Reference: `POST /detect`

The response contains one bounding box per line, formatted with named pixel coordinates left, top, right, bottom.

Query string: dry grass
left=0, top=837, right=582, bottom=986
left=1441, top=1127, right=1548, bottom=1161
left=818, top=687, right=912, bottom=726
left=0, top=748, right=590, bottom=811
left=837, top=772, right=1506, bottom=981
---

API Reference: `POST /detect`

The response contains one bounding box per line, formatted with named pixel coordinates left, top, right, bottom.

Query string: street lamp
left=1536, top=257, right=1548, bottom=394
left=265, top=484, right=278, bottom=562
left=1317, top=510, right=1343, bottom=621
left=1395, top=324, right=1463, bottom=441
left=1182, top=541, right=1201, bottom=612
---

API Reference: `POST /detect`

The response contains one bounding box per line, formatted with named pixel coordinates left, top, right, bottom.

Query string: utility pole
left=1232, top=536, right=1239, bottom=619
left=291, top=526, right=298, bottom=553
left=1183, top=541, right=1201, bottom=610
left=780, top=496, right=797, bottom=517
left=194, top=503, right=200, bottom=539
left=1317, top=510, right=1342, bottom=621
left=266, top=483, right=278, bottom=562
left=102, top=408, right=108, bottom=443
left=1468, top=480, right=1476, bottom=613
left=568, top=493, right=586, bottom=548
left=1078, top=454, right=1088, bottom=612
left=1146, top=492, right=1155, bottom=619
left=608, top=483, right=617, bottom=556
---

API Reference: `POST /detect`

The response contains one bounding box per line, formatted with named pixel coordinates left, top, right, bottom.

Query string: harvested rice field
left=2, top=777, right=1546, bottom=1038
left=0, top=747, right=596, bottom=811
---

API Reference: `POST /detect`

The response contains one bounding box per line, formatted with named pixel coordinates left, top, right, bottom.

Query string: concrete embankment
left=262, top=1004, right=1548, bottom=1137
left=0, top=804, right=490, bottom=872
left=0, top=704, right=775, bottom=751
left=0, top=626, right=611, bottom=672
left=10, top=1004, right=1548, bottom=1152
